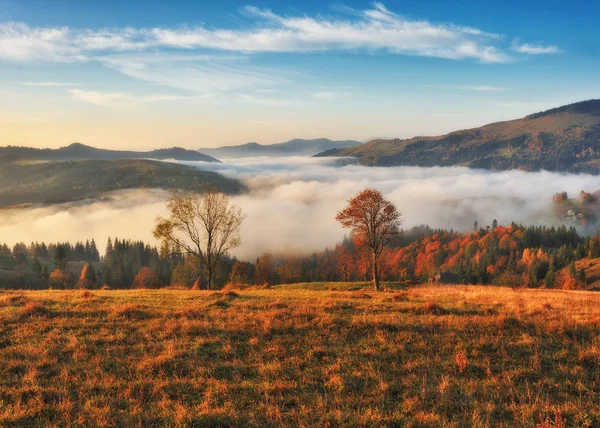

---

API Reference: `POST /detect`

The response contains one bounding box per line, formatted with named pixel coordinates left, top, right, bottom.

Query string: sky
left=0, top=0, right=599, bottom=150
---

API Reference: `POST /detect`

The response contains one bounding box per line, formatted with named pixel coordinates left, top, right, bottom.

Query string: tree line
left=2, top=189, right=599, bottom=290
left=2, top=240, right=100, bottom=262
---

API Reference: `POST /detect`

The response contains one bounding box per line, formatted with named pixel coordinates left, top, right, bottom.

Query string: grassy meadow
left=0, top=283, right=599, bottom=427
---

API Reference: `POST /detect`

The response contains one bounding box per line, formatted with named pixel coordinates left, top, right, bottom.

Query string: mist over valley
left=2, top=155, right=598, bottom=260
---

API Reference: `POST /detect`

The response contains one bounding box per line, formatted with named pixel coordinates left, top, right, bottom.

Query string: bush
left=49, top=269, right=73, bottom=289
left=133, top=267, right=162, bottom=289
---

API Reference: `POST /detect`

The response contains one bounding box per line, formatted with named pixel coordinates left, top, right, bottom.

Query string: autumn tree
left=336, top=188, right=402, bottom=291
left=277, top=257, right=303, bottom=284
left=49, top=269, right=71, bottom=289
left=154, top=190, right=245, bottom=290
left=255, top=253, right=275, bottom=286
left=133, top=267, right=162, bottom=289
left=79, top=263, right=97, bottom=289
left=170, top=256, right=200, bottom=288
left=229, top=260, right=253, bottom=285
left=336, top=244, right=356, bottom=281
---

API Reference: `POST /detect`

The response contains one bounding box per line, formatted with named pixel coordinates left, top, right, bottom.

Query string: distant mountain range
left=0, top=143, right=220, bottom=163
left=316, top=99, right=600, bottom=174
left=198, top=138, right=361, bottom=158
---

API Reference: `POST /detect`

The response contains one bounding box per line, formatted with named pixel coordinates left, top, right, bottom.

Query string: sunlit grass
left=0, top=285, right=599, bottom=426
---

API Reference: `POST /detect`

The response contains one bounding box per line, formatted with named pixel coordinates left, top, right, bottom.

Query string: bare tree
left=153, top=190, right=245, bottom=289
left=336, top=188, right=402, bottom=291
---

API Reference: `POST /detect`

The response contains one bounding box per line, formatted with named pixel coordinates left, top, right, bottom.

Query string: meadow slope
left=0, top=284, right=599, bottom=426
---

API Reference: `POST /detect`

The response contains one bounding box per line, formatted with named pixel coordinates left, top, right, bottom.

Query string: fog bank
left=1, top=157, right=599, bottom=260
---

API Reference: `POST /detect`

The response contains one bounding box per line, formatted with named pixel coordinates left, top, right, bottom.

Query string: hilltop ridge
left=317, top=99, right=600, bottom=173
left=0, top=143, right=220, bottom=163
left=199, top=138, right=361, bottom=158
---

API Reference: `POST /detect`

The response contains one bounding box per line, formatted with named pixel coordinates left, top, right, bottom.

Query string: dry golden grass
left=0, top=284, right=599, bottom=427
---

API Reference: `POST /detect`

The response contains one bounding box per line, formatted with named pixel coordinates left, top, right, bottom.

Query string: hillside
left=0, top=143, right=220, bottom=163
left=574, top=257, right=600, bottom=290
left=0, top=159, right=243, bottom=207
left=199, top=138, right=361, bottom=158
left=0, top=286, right=598, bottom=426
left=317, top=99, right=600, bottom=173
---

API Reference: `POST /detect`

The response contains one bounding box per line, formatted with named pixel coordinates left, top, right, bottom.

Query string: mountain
left=0, top=143, right=220, bottom=163
left=0, top=159, right=242, bottom=207
left=316, top=99, right=600, bottom=173
left=199, top=138, right=361, bottom=158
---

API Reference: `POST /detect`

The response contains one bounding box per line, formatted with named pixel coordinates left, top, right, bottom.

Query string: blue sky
left=0, top=0, right=598, bottom=149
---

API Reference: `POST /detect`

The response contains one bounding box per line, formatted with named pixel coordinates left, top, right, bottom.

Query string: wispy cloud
left=0, top=22, right=84, bottom=62
left=153, top=3, right=511, bottom=63
left=68, top=89, right=136, bottom=108
left=98, top=53, right=285, bottom=94
left=67, top=88, right=208, bottom=107
left=0, top=4, right=559, bottom=65
left=511, top=40, right=561, bottom=55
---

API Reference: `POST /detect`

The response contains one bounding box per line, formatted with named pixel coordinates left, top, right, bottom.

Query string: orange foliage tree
left=336, top=189, right=402, bottom=291
left=133, top=267, right=162, bottom=289
left=78, top=263, right=97, bottom=289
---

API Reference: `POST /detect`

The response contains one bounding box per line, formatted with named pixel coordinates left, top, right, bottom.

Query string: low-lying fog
left=1, top=157, right=599, bottom=260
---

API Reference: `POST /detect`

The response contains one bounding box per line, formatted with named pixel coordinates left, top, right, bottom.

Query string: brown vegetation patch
left=111, top=303, right=150, bottom=319
left=390, top=292, right=409, bottom=302
left=220, top=291, right=240, bottom=299
left=268, top=300, right=288, bottom=309
left=1, top=286, right=600, bottom=426
left=496, top=314, right=523, bottom=331
left=79, top=290, right=94, bottom=300
left=482, top=307, right=499, bottom=316
left=0, top=293, right=28, bottom=306
left=176, top=305, right=205, bottom=319
left=19, top=300, right=47, bottom=317
left=349, top=292, right=372, bottom=299
left=578, top=347, right=600, bottom=369
left=418, top=301, right=450, bottom=315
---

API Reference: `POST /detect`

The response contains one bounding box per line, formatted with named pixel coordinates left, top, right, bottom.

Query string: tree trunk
left=207, top=267, right=213, bottom=290
left=372, top=251, right=380, bottom=291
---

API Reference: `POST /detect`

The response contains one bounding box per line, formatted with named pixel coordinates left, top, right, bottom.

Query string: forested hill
left=316, top=99, right=600, bottom=173
left=0, top=159, right=243, bottom=207
left=0, top=143, right=220, bottom=163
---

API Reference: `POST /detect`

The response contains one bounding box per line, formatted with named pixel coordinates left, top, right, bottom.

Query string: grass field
left=0, top=284, right=599, bottom=426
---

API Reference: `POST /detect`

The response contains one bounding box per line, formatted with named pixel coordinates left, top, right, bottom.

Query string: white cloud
left=67, top=88, right=214, bottom=107
left=68, top=88, right=136, bottom=107
left=0, top=22, right=84, bottom=62
left=512, top=40, right=561, bottom=55
left=0, top=4, right=559, bottom=65
left=153, top=3, right=511, bottom=63
left=98, top=53, right=285, bottom=94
